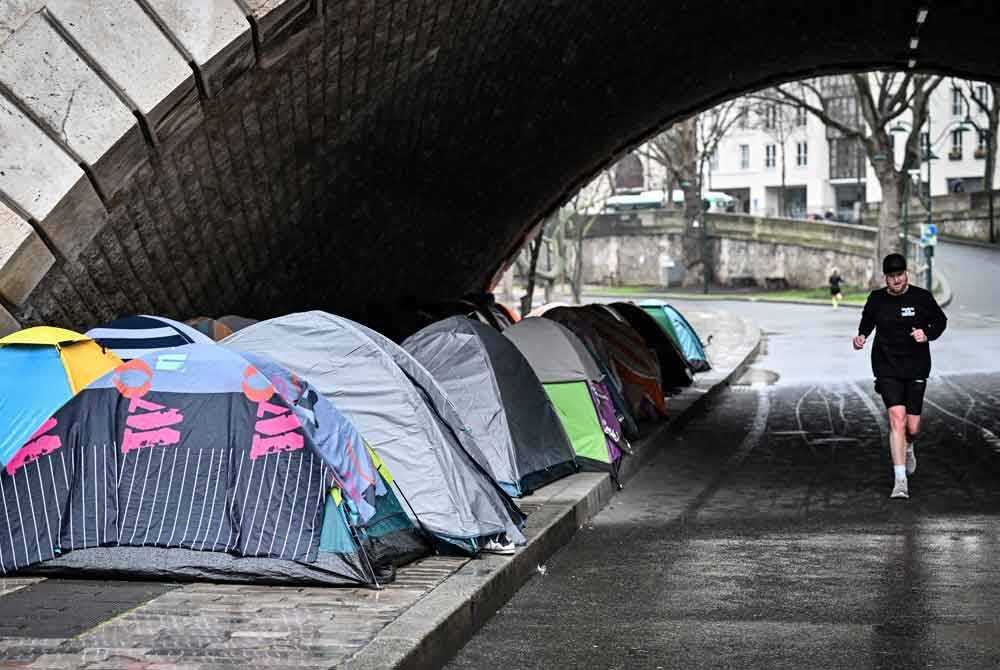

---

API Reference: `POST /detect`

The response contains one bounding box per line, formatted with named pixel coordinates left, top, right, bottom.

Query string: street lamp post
left=890, top=111, right=970, bottom=291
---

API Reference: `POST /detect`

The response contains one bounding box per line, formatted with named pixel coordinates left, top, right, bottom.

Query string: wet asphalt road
left=449, top=247, right=1000, bottom=669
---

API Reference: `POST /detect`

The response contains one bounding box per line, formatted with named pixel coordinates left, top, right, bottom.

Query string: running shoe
left=481, top=537, right=516, bottom=555
left=906, top=444, right=916, bottom=476
left=890, top=478, right=909, bottom=499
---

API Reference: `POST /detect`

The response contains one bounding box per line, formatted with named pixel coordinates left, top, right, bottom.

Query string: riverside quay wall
left=580, top=211, right=876, bottom=290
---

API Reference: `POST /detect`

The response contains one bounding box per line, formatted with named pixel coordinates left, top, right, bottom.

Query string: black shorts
left=875, top=377, right=927, bottom=415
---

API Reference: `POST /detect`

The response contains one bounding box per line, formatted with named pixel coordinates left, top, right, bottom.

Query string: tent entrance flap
left=543, top=381, right=611, bottom=465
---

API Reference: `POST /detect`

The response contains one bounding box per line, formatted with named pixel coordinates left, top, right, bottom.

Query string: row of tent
left=0, top=300, right=710, bottom=588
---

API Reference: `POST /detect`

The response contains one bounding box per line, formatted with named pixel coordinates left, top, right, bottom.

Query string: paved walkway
left=0, top=309, right=759, bottom=670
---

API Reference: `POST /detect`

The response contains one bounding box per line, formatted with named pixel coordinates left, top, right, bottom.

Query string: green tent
left=504, top=318, right=626, bottom=476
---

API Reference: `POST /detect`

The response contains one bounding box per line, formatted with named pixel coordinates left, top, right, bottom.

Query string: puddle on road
left=732, top=367, right=780, bottom=387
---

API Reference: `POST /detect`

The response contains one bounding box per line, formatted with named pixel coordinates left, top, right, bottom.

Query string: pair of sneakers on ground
left=481, top=533, right=516, bottom=555
left=890, top=443, right=917, bottom=499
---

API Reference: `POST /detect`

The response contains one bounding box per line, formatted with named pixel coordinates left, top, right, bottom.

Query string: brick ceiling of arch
left=0, top=0, right=996, bottom=338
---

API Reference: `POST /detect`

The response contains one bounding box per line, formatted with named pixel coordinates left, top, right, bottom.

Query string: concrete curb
left=936, top=268, right=953, bottom=309
left=342, top=315, right=763, bottom=670
left=584, top=291, right=867, bottom=309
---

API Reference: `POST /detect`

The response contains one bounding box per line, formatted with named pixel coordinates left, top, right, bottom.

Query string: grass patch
left=760, top=286, right=868, bottom=304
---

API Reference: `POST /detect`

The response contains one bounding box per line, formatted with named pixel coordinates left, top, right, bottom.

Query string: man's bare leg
left=888, top=406, right=910, bottom=498
left=888, top=405, right=908, bottom=467
left=906, top=414, right=921, bottom=474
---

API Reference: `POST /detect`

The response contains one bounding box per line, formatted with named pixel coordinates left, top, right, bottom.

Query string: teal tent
left=639, top=301, right=711, bottom=372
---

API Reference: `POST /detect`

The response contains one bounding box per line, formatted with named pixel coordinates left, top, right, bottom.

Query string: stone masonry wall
left=581, top=211, right=875, bottom=289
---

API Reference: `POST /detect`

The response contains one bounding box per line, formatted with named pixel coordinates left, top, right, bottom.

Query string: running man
left=853, top=253, right=947, bottom=499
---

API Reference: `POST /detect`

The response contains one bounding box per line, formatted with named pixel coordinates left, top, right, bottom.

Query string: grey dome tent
left=504, top=318, right=628, bottom=479
left=403, top=317, right=577, bottom=497
left=222, top=311, right=526, bottom=555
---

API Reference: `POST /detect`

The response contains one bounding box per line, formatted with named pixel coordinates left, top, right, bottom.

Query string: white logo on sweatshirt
left=901, top=307, right=915, bottom=317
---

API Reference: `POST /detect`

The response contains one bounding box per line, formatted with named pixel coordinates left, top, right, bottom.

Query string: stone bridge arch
left=0, top=1, right=997, bottom=336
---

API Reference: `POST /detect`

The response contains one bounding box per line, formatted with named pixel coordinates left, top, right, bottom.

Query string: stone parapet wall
left=581, top=210, right=875, bottom=289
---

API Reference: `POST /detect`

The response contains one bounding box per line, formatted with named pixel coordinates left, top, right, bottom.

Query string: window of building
left=737, top=105, right=749, bottom=129
left=796, top=141, right=808, bottom=166
left=920, top=132, right=930, bottom=157
left=764, top=105, right=776, bottom=130
left=953, top=87, right=964, bottom=116
left=795, top=106, right=807, bottom=127
left=709, top=147, right=720, bottom=171
left=979, top=130, right=989, bottom=151
left=739, top=144, right=750, bottom=169
left=951, top=129, right=963, bottom=159
left=976, top=84, right=990, bottom=107
left=765, top=144, right=776, bottom=168
left=613, top=153, right=644, bottom=190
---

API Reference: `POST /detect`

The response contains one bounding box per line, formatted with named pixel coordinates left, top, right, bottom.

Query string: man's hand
left=911, top=328, right=928, bottom=343
left=853, top=334, right=866, bottom=350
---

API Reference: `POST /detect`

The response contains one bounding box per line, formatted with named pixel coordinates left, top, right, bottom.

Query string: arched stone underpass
left=0, top=0, right=997, bottom=338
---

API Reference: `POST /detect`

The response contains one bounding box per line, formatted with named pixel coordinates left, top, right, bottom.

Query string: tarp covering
left=86, top=315, right=212, bottom=360
left=0, top=328, right=122, bottom=470
left=403, top=317, right=576, bottom=496
left=640, top=301, right=711, bottom=372
left=222, top=311, right=526, bottom=554
left=0, top=344, right=381, bottom=585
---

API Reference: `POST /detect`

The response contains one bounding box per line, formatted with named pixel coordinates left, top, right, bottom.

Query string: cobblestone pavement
left=447, top=370, right=1000, bottom=669
left=0, top=557, right=467, bottom=669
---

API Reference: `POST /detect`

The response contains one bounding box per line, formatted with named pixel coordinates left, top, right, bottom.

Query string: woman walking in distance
left=853, top=253, right=947, bottom=499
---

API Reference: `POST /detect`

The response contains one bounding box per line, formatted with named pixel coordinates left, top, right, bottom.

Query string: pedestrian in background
left=829, top=268, right=843, bottom=308
left=853, top=253, right=947, bottom=500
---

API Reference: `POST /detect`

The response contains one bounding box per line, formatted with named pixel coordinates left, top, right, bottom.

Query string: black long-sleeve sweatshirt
left=857, top=285, right=947, bottom=379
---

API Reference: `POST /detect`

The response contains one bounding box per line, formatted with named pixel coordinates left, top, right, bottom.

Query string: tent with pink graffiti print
left=0, top=343, right=415, bottom=586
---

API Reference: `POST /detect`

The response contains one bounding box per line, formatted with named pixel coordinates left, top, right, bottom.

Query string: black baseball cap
left=882, top=253, right=906, bottom=274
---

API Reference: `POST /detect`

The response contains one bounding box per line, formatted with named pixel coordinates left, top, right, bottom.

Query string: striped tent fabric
left=85, top=315, right=212, bottom=361
left=0, top=344, right=334, bottom=576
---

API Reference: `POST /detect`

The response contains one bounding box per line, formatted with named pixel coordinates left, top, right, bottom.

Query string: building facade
left=609, top=75, right=1000, bottom=223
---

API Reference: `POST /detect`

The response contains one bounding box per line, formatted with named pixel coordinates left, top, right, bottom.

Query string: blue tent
left=640, top=301, right=711, bottom=373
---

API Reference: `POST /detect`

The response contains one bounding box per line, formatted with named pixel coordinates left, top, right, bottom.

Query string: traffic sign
left=919, top=223, right=938, bottom=247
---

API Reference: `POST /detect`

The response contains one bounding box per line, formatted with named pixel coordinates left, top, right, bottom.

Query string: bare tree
left=954, top=78, right=999, bottom=243
left=559, top=172, right=614, bottom=303
left=639, top=102, right=742, bottom=286
left=768, top=73, right=943, bottom=283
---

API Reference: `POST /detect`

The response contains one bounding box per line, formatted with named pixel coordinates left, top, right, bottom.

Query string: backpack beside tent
left=403, top=317, right=577, bottom=497
left=222, top=311, right=526, bottom=555
left=504, top=318, right=626, bottom=479
left=640, top=301, right=712, bottom=372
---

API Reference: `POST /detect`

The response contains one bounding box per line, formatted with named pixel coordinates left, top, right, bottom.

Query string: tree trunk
left=520, top=230, right=544, bottom=316
left=681, top=181, right=705, bottom=287
left=570, top=228, right=584, bottom=304
left=873, top=170, right=904, bottom=286
left=987, top=89, right=999, bottom=243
